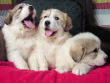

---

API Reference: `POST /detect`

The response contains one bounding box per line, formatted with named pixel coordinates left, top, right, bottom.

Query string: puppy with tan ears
left=29, top=8, right=73, bottom=71
left=56, top=32, right=108, bottom=75
left=2, top=3, right=37, bottom=69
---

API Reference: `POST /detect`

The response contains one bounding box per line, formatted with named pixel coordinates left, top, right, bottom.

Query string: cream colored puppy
left=2, top=3, right=37, bottom=69
left=56, top=32, right=108, bottom=75
left=29, top=8, right=73, bottom=71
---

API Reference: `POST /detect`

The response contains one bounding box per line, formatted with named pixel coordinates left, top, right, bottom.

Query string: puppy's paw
left=39, top=66, right=48, bottom=71
left=72, top=63, right=91, bottom=75
left=19, top=67, right=29, bottom=70
left=55, top=67, right=69, bottom=73
left=30, top=67, right=39, bottom=71
left=17, top=64, right=29, bottom=70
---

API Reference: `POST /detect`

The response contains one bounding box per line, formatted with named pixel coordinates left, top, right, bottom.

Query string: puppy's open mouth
left=22, top=13, right=35, bottom=29
left=45, top=28, right=57, bottom=37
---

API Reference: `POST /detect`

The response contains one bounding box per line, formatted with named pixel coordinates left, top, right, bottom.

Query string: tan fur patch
left=70, top=45, right=83, bottom=62
left=64, top=14, right=72, bottom=32
left=4, top=4, right=20, bottom=25
left=4, top=11, right=13, bottom=25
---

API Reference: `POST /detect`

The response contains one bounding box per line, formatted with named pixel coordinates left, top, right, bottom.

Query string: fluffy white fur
left=2, top=3, right=37, bottom=69
left=56, top=32, right=108, bottom=75
left=29, top=9, right=73, bottom=71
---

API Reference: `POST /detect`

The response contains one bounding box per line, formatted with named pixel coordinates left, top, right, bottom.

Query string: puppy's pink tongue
left=45, top=30, right=53, bottom=37
left=24, top=20, right=35, bottom=29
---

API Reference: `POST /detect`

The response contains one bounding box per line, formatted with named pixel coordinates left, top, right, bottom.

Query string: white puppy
left=29, top=8, right=73, bottom=71
left=56, top=32, right=108, bottom=75
left=2, top=3, right=37, bottom=69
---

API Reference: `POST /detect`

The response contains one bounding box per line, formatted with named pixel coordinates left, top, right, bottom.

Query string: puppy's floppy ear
left=64, top=14, right=72, bottom=32
left=4, top=10, right=13, bottom=25
left=70, top=46, right=86, bottom=63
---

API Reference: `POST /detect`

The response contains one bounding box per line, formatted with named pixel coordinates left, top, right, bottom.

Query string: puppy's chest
left=13, top=38, right=35, bottom=58
left=18, top=40, right=33, bottom=49
left=16, top=38, right=34, bottom=49
left=38, top=41, right=57, bottom=67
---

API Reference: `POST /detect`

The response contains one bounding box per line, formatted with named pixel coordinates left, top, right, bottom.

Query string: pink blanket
left=0, top=61, right=110, bottom=83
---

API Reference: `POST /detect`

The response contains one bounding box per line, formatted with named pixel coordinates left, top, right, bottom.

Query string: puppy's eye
left=19, top=6, right=23, bottom=9
left=55, top=17, right=59, bottom=20
left=93, top=48, right=98, bottom=52
left=44, top=16, right=47, bottom=18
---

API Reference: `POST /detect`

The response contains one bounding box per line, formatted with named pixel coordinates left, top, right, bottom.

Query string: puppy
left=2, top=3, right=37, bottom=69
left=29, top=8, right=73, bottom=71
left=56, top=32, right=108, bottom=75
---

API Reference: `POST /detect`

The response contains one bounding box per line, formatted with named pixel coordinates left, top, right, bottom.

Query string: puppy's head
left=39, top=9, right=72, bottom=37
left=81, top=48, right=108, bottom=67
left=4, top=3, right=36, bottom=29
left=71, top=32, right=108, bottom=67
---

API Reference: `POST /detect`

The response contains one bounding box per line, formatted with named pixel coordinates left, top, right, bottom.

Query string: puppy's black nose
left=29, top=6, right=33, bottom=11
left=45, top=21, right=50, bottom=26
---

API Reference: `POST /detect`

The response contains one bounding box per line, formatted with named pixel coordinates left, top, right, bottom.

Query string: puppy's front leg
left=8, top=51, right=29, bottom=69
left=72, top=63, right=92, bottom=75
left=28, top=54, right=39, bottom=71
left=56, top=49, right=75, bottom=73
left=29, top=49, right=48, bottom=71
left=36, top=52, right=48, bottom=71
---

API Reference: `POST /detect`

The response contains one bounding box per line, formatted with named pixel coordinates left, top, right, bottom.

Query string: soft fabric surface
left=0, top=61, right=110, bottom=83
left=93, top=0, right=110, bottom=28
left=0, top=0, right=12, bottom=27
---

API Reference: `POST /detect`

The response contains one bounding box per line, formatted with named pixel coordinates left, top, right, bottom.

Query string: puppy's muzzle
left=22, top=5, right=36, bottom=29
left=45, top=20, right=50, bottom=27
